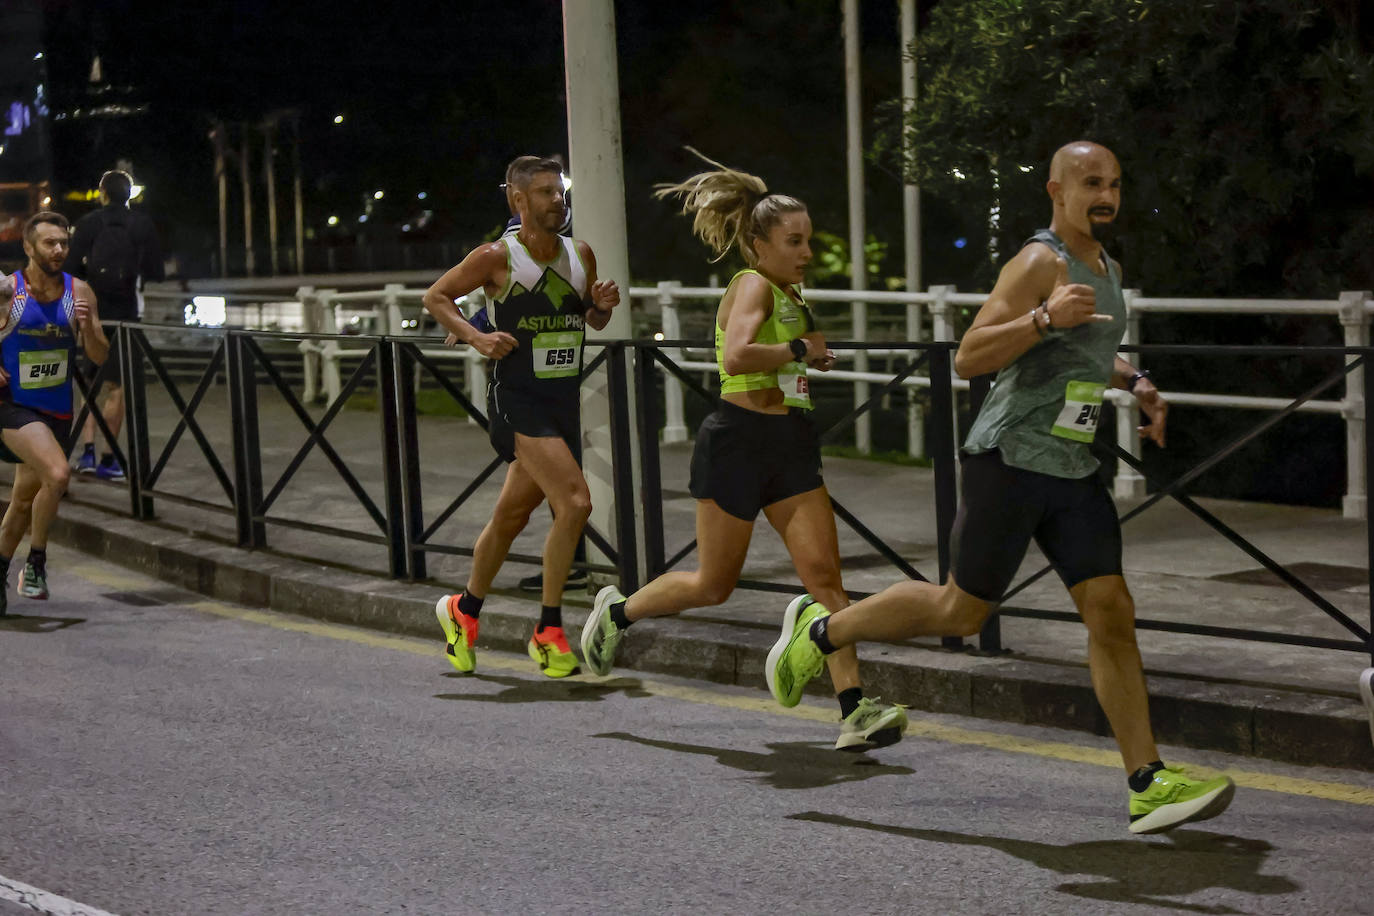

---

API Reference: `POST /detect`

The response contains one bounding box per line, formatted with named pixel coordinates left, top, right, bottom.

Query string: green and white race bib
left=778, top=363, right=812, bottom=410
left=19, top=349, right=69, bottom=389
left=532, top=330, right=582, bottom=379
left=1051, top=380, right=1105, bottom=442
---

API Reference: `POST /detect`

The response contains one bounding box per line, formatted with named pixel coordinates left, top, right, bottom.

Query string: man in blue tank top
left=0, top=211, right=109, bottom=613
left=422, top=156, right=620, bottom=679
left=766, top=142, right=1236, bottom=834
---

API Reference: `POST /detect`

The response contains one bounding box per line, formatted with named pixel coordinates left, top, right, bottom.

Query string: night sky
left=33, top=0, right=932, bottom=283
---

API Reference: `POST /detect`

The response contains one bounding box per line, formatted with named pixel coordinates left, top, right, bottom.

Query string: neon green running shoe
left=766, top=594, right=830, bottom=708
left=435, top=594, right=478, bottom=673
left=835, top=697, right=908, bottom=751
left=528, top=626, right=580, bottom=678
left=18, top=563, right=48, bottom=600
left=1128, top=766, right=1236, bottom=834
left=581, top=585, right=628, bottom=676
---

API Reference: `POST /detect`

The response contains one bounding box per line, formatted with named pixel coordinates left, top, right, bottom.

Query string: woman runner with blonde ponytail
left=580, top=151, right=907, bottom=751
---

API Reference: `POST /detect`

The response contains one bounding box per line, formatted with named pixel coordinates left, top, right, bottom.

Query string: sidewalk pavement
left=41, top=388, right=1374, bottom=771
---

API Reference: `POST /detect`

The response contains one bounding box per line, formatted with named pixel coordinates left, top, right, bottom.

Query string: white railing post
left=295, top=285, right=320, bottom=403
left=658, top=282, right=688, bottom=444
left=382, top=282, right=405, bottom=336
left=465, top=348, right=486, bottom=426
left=929, top=285, right=955, bottom=342
left=1339, top=291, right=1370, bottom=519
left=318, top=289, right=341, bottom=404
left=852, top=294, right=871, bottom=453
left=1114, top=288, right=1147, bottom=499
left=906, top=297, right=925, bottom=458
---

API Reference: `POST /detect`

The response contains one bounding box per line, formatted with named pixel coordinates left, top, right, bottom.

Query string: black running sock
left=537, top=605, right=562, bottom=632
left=26, top=547, right=46, bottom=573
left=609, top=600, right=632, bottom=631
left=1128, top=760, right=1166, bottom=793
left=0, top=554, right=10, bottom=581
left=456, top=592, right=484, bottom=618
left=837, top=687, right=864, bottom=719
left=100, top=452, right=114, bottom=466
left=810, top=616, right=838, bottom=654
left=81, top=443, right=94, bottom=457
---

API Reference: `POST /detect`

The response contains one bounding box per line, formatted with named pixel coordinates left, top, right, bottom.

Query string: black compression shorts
left=0, top=400, right=71, bottom=464
left=951, top=449, right=1123, bottom=602
left=486, top=382, right=582, bottom=465
left=688, top=399, right=824, bottom=521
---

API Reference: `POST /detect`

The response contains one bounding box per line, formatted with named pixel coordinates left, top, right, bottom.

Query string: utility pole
left=291, top=111, right=304, bottom=275
left=262, top=115, right=280, bottom=276
left=240, top=123, right=254, bottom=277
left=209, top=119, right=228, bottom=278
left=843, top=0, right=870, bottom=453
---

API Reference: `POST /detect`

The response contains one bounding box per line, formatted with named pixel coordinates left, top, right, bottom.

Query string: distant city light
left=1018, top=165, right=1034, bottom=173
left=33, top=52, right=43, bottom=61
left=951, top=168, right=967, bottom=180
left=402, top=224, right=412, bottom=232
left=40, top=196, right=50, bottom=206
left=373, top=190, right=384, bottom=200
left=327, top=215, right=339, bottom=226
left=358, top=214, right=368, bottom=223
left=653, top=332, right=665, bottom=341
left=333, top=114, right=344, bottom=124
left=189, top=296, right=226, bottom=327
left=417, top=191, right=428, bottom=200
left=954, top=238, right=968, bottom=249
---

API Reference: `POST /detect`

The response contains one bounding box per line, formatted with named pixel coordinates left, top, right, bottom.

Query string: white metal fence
left=141, top=280, right=1373, bottom=519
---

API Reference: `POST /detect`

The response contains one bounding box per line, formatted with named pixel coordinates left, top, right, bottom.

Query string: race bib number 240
left=19, top=349, right=69, bottom=389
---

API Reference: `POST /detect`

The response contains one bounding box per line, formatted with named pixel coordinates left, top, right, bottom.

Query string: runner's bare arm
left=719, top=273, right=819, bottom=376
left=73, top=278, right=109, bottom=366
left=954, top=244, right=1109, bottom=378
left=423, top=243, right=517, bottom=358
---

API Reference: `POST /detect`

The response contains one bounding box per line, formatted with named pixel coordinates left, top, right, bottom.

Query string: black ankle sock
left=457, top=592, right=484, bottom=617
left=0, top=554, right=10, bottom=580
left=1128, top=760, right=1166, bottom=793
left=537, top=605, right=562, bottom=632
left=26, top=547, right=45, bottom=573
left=82, top=443, right=94, bottom=457
left=837, top=687, right=864, bottom=719
left=609, top=600, right=632, bottom=630
left=810, top=616, right=837, bottom=654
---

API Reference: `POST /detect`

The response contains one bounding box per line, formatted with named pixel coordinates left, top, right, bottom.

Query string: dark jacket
left=67, top=204, right=164, bottom=320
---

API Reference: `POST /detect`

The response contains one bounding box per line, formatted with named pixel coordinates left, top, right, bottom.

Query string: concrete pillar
left=1340, top=291, right=1370, bottom=520
left=563, top=0, right=645, bottom=584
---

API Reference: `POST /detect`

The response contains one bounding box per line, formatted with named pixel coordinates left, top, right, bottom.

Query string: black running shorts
left=486, top=381, right=581, bottom=465
left=0, top=400, right=71, bottom=464
left=951, top=449, right=1123, bottom=601
left=688, top=399, right=824, bottom=521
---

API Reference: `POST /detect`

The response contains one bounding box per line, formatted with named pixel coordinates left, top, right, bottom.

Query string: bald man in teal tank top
left=767, top=142, right=1238, bottom=835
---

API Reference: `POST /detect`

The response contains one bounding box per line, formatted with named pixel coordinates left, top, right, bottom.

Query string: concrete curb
left=47, top=503, right=1374, bottom=772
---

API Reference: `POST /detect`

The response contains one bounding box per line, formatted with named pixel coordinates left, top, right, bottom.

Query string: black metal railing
left=38, top=325, right=1374, bottom=665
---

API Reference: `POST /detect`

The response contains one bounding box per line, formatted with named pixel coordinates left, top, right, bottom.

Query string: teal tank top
left=962, top=229, right=1127, bottom=478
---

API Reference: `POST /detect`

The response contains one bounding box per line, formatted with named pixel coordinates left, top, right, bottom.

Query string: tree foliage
left=876, top=0, right=1374, bottom=297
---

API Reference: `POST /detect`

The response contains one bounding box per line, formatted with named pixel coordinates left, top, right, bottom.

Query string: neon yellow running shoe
left=435, top=594, right=478, bottom=673
left=528, top=626, right=580, bottom=678
left=581, top=585, right=627, bottom=676
left=835, top=697, right=908, bottom=751
left=766, top=595, right=830, bottom=708
left=1128, top=766, right=1236, bottom=834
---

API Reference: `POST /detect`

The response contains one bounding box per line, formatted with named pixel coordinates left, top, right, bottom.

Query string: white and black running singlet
left=487, top=234, right=590, bottom=400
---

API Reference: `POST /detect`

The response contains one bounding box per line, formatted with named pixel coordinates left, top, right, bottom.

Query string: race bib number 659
left=532, top=330, right=583, bottom=379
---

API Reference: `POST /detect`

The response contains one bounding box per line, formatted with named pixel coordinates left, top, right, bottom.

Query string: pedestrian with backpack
left=65, top=169, right=163, bottom=480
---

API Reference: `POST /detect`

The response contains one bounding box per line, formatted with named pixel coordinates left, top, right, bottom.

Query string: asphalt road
left=3, top=547, right=1373, bottom=916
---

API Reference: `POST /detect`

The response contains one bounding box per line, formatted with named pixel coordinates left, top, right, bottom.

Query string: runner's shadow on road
left=0, top=613, right=85, bottom=633
left=790, top=811, right=1299, bottom=913
left=435, top=673, right=654, bottom=704
left=595, top=731, right=914, bottom=790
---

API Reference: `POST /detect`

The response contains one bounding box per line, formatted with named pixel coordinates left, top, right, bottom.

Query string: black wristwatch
left=788, top=338, right=808, bottom=361
left=1127, top=370, right=1151, bottom=393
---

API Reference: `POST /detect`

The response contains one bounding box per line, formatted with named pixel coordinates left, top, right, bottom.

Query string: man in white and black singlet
left=423, top=155, right=619, bottom=679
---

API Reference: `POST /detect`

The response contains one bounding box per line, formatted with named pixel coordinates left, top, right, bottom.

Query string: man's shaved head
left=1049, top=141, right=1119, bottom=182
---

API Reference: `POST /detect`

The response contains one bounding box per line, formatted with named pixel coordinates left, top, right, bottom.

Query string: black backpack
left=87, top=211, right=139, bottom=294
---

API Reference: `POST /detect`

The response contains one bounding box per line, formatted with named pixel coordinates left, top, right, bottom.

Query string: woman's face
left=752, top=210, right=813, bottom=286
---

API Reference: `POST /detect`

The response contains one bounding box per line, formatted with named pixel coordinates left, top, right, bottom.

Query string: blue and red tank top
left=0, top=271, right=79, bottom=419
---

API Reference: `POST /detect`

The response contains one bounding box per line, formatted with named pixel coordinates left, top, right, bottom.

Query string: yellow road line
left=70, top=561, right=1374, bottom=808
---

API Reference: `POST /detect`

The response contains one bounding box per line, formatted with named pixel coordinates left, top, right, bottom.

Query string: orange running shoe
left=527, top=626, right=580, bottom=678
left=435, top=594, right=479, bottom=673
